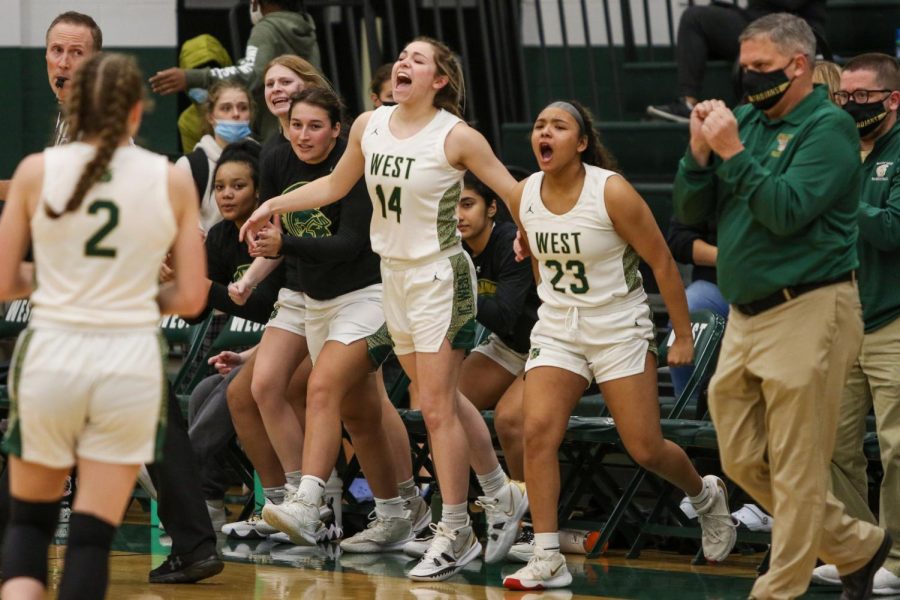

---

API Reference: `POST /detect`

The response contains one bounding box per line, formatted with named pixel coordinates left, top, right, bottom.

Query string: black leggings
left=676, top=4, right=750, bottom=99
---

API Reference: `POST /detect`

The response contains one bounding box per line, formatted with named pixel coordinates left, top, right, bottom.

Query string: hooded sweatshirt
left=184, top=11, right=320, bottom=142
left=175, top=134, right=223, bottom=232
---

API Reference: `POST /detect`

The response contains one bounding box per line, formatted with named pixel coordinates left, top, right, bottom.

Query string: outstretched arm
left=241, top=112, right=372, bottom=243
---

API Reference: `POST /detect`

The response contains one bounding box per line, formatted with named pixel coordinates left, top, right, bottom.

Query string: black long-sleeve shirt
left=665, top=216, right=718, bottom=285
left=259, top=137, right=380, bottom=300
left=465, top=221, right=539, bottom=353
left=186, top=220, right=285, bottom=324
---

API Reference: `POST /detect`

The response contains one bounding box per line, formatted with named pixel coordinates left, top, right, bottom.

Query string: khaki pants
left=709, top=282, right=884, bottom=600
left=830, top=315, right=900, bottom=576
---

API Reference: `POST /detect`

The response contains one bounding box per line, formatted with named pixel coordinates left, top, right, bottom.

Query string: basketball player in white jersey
left=0, top=53, right=206, bottom=599
left=241, top=37, right=529, bottom=579
left=498, top=100, right=737, bottom=590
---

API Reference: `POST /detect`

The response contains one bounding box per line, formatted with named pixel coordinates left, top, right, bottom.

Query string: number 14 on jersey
left=375, top=184, right=402, bottom=223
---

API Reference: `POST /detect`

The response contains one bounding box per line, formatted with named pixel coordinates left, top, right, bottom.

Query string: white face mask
left=249, top=1, right=264, bottom=25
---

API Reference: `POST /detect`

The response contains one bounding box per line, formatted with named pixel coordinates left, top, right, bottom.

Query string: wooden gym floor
left=35, top=507, right=853, bottom=600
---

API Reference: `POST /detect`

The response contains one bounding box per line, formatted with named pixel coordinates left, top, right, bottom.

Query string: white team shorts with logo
left=380, top=250, right=477, bottom=355
left=304, top=283, right=386, bottom=364
left=526, top=299, right=656, bottom=384
left=5, top=327, right=166, bottom=468
left=266, top=288, right=307, bottom=337
left=472, top=333, right=528, bottom=376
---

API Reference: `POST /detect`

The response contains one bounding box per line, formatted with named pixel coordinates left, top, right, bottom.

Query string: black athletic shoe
left=839, top=532, right=892, bottom=600
left=148, top=552, right=224, bottom=584
left=646, top=99, right=693, bottom=123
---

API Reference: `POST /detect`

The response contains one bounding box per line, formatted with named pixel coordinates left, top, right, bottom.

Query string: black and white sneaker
left=403, top=529, right=435, bottom=558
left=407, top=521, right=481, bottom=581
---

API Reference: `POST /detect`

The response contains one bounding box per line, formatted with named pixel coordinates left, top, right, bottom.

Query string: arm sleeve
left=666, top=217, right=704, bottom=266
left=207, top=281, right=277, bottom=324
left=476, top=234, right=534, bottom=336
left=716, top=113, right=861, bottom=237
left=258, top=147, right=281, bottom=203
left=184, top=22, right=273, bottom=91
left=279, top=179, right=372, bottom=263
left=858, top=169, right=900, bottom=251
left=673, top=147, right=719, bottom=226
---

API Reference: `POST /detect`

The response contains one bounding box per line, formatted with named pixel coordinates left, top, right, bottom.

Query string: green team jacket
left=857, top=120, right=900, bottom=332
left=185, top=11, right=320, bottom=142
left=673, top=85, right=860, bottom=305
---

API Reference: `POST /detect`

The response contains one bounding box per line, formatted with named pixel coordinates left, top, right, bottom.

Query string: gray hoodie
left=185, top=11, right=320, bottom=142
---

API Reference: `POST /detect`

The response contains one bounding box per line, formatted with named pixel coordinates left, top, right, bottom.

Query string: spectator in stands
left=369, top=63, right=395, bottom=107
left=664, top=217, right=725, bottom=399
left=177, top=34, right=234, bottom=153
left=174, top=80, right=255, bottom=233
left=813, top=59, right=842, bottom=98
left=811, top=53, right=900, bottom=596
left=150, top=0, right=320, bottom=142
left=674, top=13, right=889, bottom=599
left=647, top=0, right=826, bottom=123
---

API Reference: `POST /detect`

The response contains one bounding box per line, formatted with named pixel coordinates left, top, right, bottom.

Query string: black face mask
left=742, top=60, right=794, bottom=110
left=844, top=99, right=890, bottom=138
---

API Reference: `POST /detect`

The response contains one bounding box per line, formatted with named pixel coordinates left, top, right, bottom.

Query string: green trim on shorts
left=447, top=252, right=477, bottom=350
left=437, top=181, right=462, bottom=251
left=365, top=322, right=394, bottom=369
left=2, top=329, right=34, bottom=457
left=155, top=332, right=169, bottom=463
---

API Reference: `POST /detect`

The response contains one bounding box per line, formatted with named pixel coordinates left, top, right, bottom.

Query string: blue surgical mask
left=187, top=87, right=209, bottom=104
left=214, top=120, right=252, bottom=143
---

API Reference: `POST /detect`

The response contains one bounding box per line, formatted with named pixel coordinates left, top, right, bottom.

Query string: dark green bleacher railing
left=225, top=0, right=685, bottom=150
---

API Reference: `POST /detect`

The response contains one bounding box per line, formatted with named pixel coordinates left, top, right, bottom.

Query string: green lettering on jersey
left=535, top=232, right=550, bottom=254
left=545, top=259, right=589, bottom=294
left=370, top=153, right=385, bottom=176
left=376, top=184, right=402, bottom=222
left=370, top=153, right=416, bottom=180
left=84, top=199, right=119, bottom=258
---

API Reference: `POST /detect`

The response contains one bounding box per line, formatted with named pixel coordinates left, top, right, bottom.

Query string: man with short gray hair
left=674, top=12, right=888, bottom=600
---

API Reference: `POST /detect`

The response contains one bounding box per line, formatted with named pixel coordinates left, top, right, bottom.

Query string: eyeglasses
left=833, top=89, right=893, bottom=106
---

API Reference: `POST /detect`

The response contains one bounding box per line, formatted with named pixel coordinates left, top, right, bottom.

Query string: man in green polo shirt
left=811, top=53, right=900, bottom=596
left=673, top=13, right=888, bottom=600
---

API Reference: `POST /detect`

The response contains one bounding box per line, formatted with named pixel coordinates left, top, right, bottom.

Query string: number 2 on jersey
left=546, top=259, right=589, bottom=294
left=375, top=184, right=402, bottom=223
left=85, top=199, right=119, bottom=258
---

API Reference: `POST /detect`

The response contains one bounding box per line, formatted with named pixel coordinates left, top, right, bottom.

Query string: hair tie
left=547, top=101, right=585, bottom=133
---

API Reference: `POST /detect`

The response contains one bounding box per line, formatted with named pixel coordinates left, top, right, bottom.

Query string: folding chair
left=0, top=300, right=31, bottom=410
left=553, top=310, right=727, bottom=557
left=159, top=314, right=213, bottom=397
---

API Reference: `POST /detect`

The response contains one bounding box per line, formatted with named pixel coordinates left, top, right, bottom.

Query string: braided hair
left=46, top=52, right=144, bottom=218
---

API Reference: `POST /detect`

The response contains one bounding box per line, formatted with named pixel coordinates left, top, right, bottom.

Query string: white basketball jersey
left=361, top=105, right=465, bottom=263
left=30, top=143, right=177, bottom=328
left=520, top=165, right=646, bottom=310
